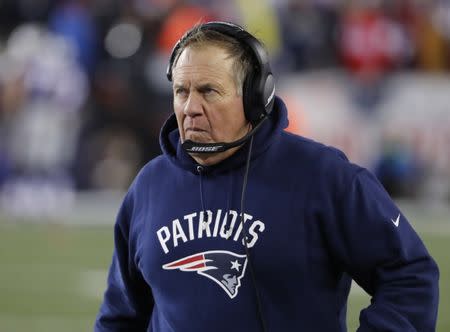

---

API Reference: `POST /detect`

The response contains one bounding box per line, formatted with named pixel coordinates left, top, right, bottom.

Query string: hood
left=159, top=96, right=289, bottom=175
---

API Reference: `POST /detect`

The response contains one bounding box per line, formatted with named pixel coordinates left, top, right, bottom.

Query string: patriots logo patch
left=163, top=250, right=248, bottom=299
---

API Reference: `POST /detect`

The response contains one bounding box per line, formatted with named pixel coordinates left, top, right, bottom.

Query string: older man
left=95, top=22, right=439, bottom=332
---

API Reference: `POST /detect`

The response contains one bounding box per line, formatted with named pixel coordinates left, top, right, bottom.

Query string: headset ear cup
left=262, top=73, right=275, bottom=115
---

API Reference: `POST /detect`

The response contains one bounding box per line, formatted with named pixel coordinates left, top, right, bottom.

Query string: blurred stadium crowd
left=0, top=0, right=449, bottom=217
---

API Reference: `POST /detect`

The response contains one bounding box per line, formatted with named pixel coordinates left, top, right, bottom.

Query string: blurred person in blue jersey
left=48, top=0, right=99, bottom=76
left=0, top=24, right=87, bottom=216
left=95, top=22, right=439, bottom=332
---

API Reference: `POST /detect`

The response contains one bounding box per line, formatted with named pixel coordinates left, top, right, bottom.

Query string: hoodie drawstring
left=197, top=165, right=206, bottom=213
left=238, top=136, right=268, bottom=332
left=197, top=164, right=234, bottom=236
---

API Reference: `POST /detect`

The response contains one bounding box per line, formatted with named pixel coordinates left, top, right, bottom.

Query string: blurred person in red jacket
left=339, top=0, right=412, bottom=113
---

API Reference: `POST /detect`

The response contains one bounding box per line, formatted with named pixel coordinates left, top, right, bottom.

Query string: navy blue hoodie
left=95, top=96, right=439, bottom=331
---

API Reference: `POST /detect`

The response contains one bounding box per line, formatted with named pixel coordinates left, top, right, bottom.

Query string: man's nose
left=183, top=93, right=203, bottom=117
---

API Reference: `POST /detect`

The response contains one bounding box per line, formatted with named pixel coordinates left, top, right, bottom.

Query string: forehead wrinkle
left=173, top=65, right=235, bottom=92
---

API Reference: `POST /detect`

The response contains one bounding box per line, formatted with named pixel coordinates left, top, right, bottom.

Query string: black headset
left=166, top=21, right=275, bottom=126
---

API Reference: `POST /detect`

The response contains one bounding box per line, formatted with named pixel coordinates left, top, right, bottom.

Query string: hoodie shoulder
left=137, top=154, right=170, bottom=178
left=127, top=154, right=171, bottom=192
left=278, top=131, right=350, bottom=164
left=277, top=130, right=363, bottom=186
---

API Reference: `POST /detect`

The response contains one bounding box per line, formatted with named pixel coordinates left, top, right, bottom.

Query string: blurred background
left=0, top=0, right=449, bottom=331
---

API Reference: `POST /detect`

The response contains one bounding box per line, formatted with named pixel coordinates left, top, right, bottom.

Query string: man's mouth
left=186, top=127, right=206, bottom=132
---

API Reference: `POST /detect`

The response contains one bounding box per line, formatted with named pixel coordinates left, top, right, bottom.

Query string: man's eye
left=202, top=88, right=215, bottom=95
left=175, top=88, right=188, bottom=96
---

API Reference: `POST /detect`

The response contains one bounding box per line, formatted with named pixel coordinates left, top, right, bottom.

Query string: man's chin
left=185, top=126, right=213, bottom=138
left=183, top=135, right=213, bottom=144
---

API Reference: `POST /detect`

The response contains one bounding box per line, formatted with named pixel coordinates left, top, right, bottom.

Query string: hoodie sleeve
left=319, top=166, right=439, bottom=331
left=94, top=189, right=154, bottom=331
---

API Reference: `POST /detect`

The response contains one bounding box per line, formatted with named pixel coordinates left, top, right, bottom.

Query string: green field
left=0, top=217, right=448, bottom=331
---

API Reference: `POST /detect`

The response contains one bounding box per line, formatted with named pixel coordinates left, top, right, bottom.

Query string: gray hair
left=171, top=25, right=255, bottom=96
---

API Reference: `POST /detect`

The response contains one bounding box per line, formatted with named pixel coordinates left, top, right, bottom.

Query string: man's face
left=172, top=44, right=248, bottom=146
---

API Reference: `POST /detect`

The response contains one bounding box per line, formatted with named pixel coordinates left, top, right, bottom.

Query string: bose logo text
left=190, top=146, right=223, bottom=152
